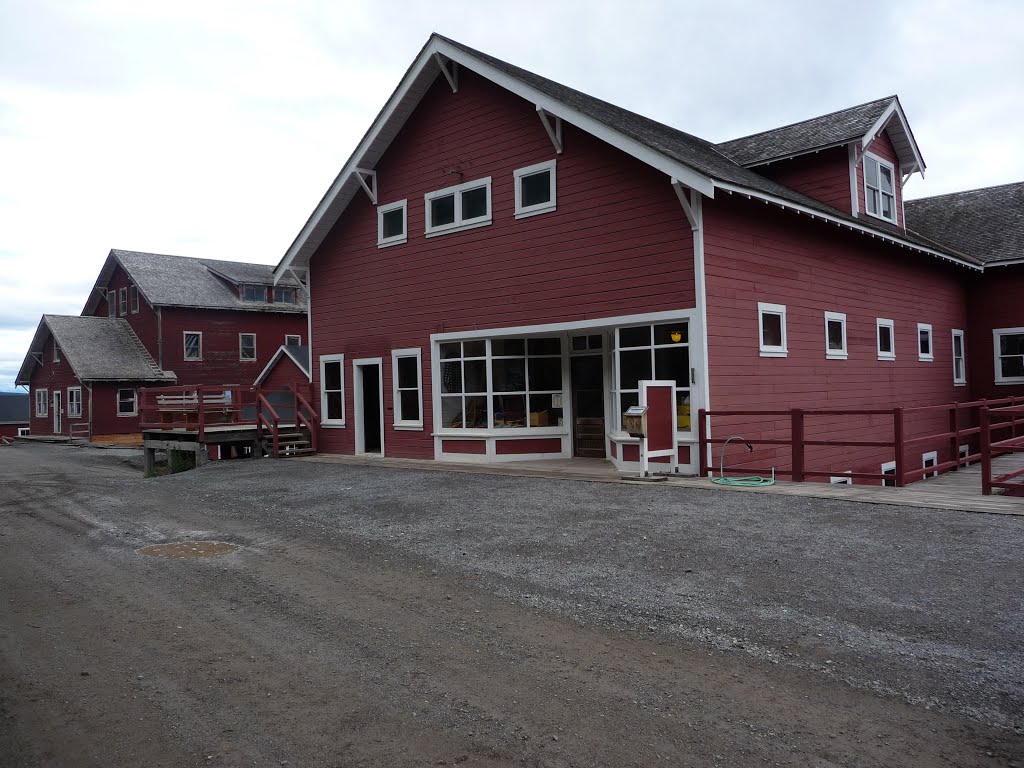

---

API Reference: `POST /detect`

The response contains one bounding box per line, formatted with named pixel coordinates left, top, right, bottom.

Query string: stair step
left=278, top=447, right=316, bottom=457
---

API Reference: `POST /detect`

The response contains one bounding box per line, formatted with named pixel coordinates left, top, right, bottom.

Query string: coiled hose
left=710, top=435, right=776, bottom=487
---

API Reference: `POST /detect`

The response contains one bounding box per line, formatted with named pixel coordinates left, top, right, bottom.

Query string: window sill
left=864, top=209, right=898, bottom=226
left=877, top=354, right=896, bottom=361
left=759, top=349, right=788, bottom=358
left=425, top=218, right=492, bottom=238
left=954, top=382, right=967, bottom=387
left=116, top=413, right=138, bottom=418
left=321, top=421, right=347, bottom=428
left=514, top=204, right=556, bottom=220
left=826, top=352, right=848, bottom=360
left=394, top=423, right=424, bottom=431
left=995, top=379, right=1024, bottom=386
left=433, top=427, right=568, bottom=438
left=377, top=236, right=407, bottom=249
left=918, top=356, right=934, bottom=362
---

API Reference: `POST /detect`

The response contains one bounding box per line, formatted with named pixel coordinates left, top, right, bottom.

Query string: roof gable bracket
left=434, top=53, right=458, bottom=93
left=536, top=107, right=563, bottom=154
left=671, top=179, right=698, bottom=231
left=353, top=168, right=377, bottom=205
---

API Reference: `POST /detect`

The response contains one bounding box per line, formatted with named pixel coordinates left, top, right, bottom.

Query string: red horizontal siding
left=28, top=343, right=86, bottom=437
left=758, top=146, right=853, bottom=213
left=968, top=266, right=1024, bottom=398
left=91, top=263, right=160, bottom=360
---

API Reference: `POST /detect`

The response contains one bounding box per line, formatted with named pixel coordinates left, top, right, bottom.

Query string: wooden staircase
left=273, top=425, right=316, bottom=458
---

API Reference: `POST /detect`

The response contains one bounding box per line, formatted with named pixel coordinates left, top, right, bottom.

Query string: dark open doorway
left=359, top=364, right=382, bottom=454
left=571, top=355, right=605, bottom=458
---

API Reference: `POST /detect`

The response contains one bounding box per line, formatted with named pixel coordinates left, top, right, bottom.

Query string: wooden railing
left=981, top=404, right=1024, bottom=495
left=257, top=393, right=281, bottom=457
left=294, top=388, right=319, bottom=453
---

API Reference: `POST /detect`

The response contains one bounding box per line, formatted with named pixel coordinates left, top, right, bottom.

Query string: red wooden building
left=17, top=250, right=307, bottom=442
left=262, top=36, right=1018, bottom=483
left=0, top=392, right=30, bottom=440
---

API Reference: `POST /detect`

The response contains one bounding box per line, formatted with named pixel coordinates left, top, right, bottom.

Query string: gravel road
left=1, top=442, right=1022, bottom=767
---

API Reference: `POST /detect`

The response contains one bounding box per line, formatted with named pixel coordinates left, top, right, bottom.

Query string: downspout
left=157, top=307, right=164, bottom=369
left=690, top=189, right=713, bottom=475
left=304, top=269, right=313, bottom=383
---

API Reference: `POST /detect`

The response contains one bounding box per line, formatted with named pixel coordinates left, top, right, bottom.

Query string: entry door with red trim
left=641, top=380, right=676, bottom=471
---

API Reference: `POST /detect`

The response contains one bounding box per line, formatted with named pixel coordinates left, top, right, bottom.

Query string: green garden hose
left=711, top=435, right=776, bottom=487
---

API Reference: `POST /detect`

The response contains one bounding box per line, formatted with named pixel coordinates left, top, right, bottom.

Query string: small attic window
left=864, top=154, right=896, bottom=223
left=273, top=286, right=296, bottom=304
left=242, top=285, right=267, bottom=302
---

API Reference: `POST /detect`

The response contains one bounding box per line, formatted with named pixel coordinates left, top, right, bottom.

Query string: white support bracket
left=536, top=107, right=563, bottom=154
left=434, top=53, right=458, bottom=93
left=353, top=168, right=377, bottom=205
left=286, top=267, right=307, bottom=289
left=671, top=178, right=698, bottom=231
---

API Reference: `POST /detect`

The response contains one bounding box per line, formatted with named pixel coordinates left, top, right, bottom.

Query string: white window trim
left=17, top=427, right=30, bottom=437
left=183, top=331, right=203, bottom=361
left=119, top=287, right=128, bottom=316
left=922, top=450, right=938, bottom=479
left=513, top=159, right=557, bottom=219
left=106, top=291, right=116, bottom=316
left=881, top=460, right=897, bottom=487
left=320, top=353, right=346, bottom=427
left=285, top=334, right=302, bottom=346
left=993, top=327, right=1024, bottom=385
left=829, top=473, right=853, bottom=485
left=391, top=347, right=424, bottom=430
left=823, top=311, right=848, bottom=360
left=116, top=388, right=137, bottom=417
left=876, top=318, right=896, bottom=361
left=35, top=388, right=48, bottom=417
left=53, top=343, right=60, bottom=363
left=951, top=329, right=966, bottom=386
left=239, top=333, right=257, bottom=362
left=863, top=152, right=897, bottom=224
left=377, top=199, right=408, bottom=248
left=424, top=176, right=492, bottom=237
left=130, top=285, right=139, bottom=313
left=959, top=443, right=971, bottom=461
left=917, top=323, right=934, bottom=361
left=67, top=386, right=82, bottom=418
left=758, top=302, right=788, bottom=357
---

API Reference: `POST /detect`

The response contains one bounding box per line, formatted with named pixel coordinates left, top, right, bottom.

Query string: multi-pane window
left=377, top=200, right=408, bottom=247
left=183, top=331, right=202, bottom=361
left=242, top=284, right=267, bottom=302
left=130, top=285, right=139, bottom=313
left=117, top=388, right=137, bottom=416
left=824, top=311, right=847, bottom=359
left=320, top=355, right=346, bottom=425
left=239, top=333, right=257, bottom=361
left=273, top=287, right=296, bottom=304
left=514, top=160, right=556, bottom=218
left=758, top=302, right=787, bottom=357
left=35, top=388, right=48, bottom=417
left=392, top=348, right=423, bottom=429
left=67, top=387, right=82, bottom=418
left=881, top=461, right=897, bottom=487
left=917, top=323, right=933, bottom=361
left=119, top=287, right=128, bottom=316
left=877, top=318, right=896, bottom=360
left=106, top=291, right=116, bottom=316
left=994, top=328, right=1024, bottom=384
left=425, top=177, right=492, bottom=236
left=865, top=155, right=896, bottom=223
left=53, top=342, right=61, bottom=363
left=952, top=329, right=966, bottom=385
left=615, top=323, right=691, bottom=432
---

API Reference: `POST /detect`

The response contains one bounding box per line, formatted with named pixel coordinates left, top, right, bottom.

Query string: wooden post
left=950, top=403, right=960, bottom=471
left=980, top=406, right=991, bottom=496
left=893, top=407, right=905, bottom=487
left=791, top=409, right=804, bottom=483
left=197, top=384, right=205, bottom=441
left=697, top=408, right=708, bottom=478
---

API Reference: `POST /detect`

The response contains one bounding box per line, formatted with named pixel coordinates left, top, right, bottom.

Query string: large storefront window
left=614, top=322, right=691, bottom=431
left=439, top=337, right=564, bottom=429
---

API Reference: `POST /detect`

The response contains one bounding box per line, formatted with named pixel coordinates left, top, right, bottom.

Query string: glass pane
left=654, top=323, right=688, bottom=345
left=441, top=396, right=464, bottom=428
left=430, top=194, right=456, bottom=227
left=1003, top=356, right=1024, bottom=377
left=323, top=361, right=341, bottom=391
left=491, top=338, right=525, bottom=356
left=619, top=325, right=651, bottom=348
left=465, top=396, right=488, bottom=428
left=528, top=356, right=562, bottom=391
left=865, top=158, right=879, bottom=186
left=881, top=193, right=893, bottom=220
left=919, top=330, right=931, bottom=354
left=761, top=313, right=783, bottom=348
left=879, top=165, right=893, bottom=194
left=397, top=356, right=417, bottom=389
left=954, top=359, right=964, bottom=381
left=520, top=170, right=551, bottom=207
left=866, top=189, right=878, bottom=214
left=461, top=186, right=488, bottom=220
left=879, top=326, right=892, bottom=353
left=618, top=392, right=639, bottom=430
left=999, top=333, right=1024, bottom=355
left=527, top=337, right=561, bottom=356
left=492, top=358, right=526, bottom=392
left=440, top=342, right=461, bottom=359
left=619, top=349, right=652, bottom=390
left=441, top=361, right=463, bottom=394
left=493, top=394, right=526, bottom=428
left=654, top=346, right=689, bottom=382
left=587, top=334, right=603, bottom=350
left=675, top=390, right=692, bottom=431
left=571, top=335, right=587, bottom=351
left=464, top=340, right=486, bottom=358
left=382, top=208, right=404, bottom=238
left=464, top=360, right=487, bottom=393
left=400, top=389, right=419, bottom=421
left=326, top=392, right=343, bottom=421
left=953, top=335, right=963, bottom=357
left=529, top=393, right=555, bottom=421
left=827, top=320, right=844, bottom=350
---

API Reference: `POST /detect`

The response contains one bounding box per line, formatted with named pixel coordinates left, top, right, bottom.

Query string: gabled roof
left=0, top=393, right=29, bottom=424
left=254, top=344, right=311, bottom=385
left=275, top=34, right=974, bottom=277
left=905, top=182, right=1024, bottom=266
left=82, top=250, right=306, bottom=316
left=15, top=315, right=176, bottom=386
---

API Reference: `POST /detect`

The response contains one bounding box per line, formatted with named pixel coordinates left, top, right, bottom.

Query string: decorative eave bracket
left=671, top=179, right=699, bottom=231
left=434, top=53, right=458, bottom=93
left=536, top=107, right=563, bottom=154
left=353, top=168, right=377, bottom=205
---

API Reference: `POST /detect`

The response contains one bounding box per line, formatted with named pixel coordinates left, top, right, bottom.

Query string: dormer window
left=864, top=154, right=896, bottom=223
left=273, top=286, right=296, bottom=304
left=242, top=284, right=267, bottom=302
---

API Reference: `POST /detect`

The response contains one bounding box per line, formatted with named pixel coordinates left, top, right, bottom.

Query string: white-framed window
left=922, top=450, right=938, bottom=479
left=118, top=287, right=127, bottom=316
left=67, top=386, right=82, bottom=418
left=993, top=327, right=1024, bottom=384
left=17, top=427, right=29, bottom=437
left=53, top=342, right=61, bottom=363
left=274, top=286, right=296, bottom=304
left=824, top=311, right=847, bottom=360
left=130, top=285, right=139, bottom=313
left=183, top=331, right=202, bottom=361
left=391, top=348, right=423, bottom=430
left=876, top=318, right=895, bottom=361
left=377, top=199, right=408, bottom=247
left=320, top=354, right=346, bottom=426
left=285, top=334, right=301, bottom=347
left=425, top=177, right=492, bottom=236
left=107, top=291, right=116, bottom=316
left=829, top=473, right=853, bottom=485
left=117, top=388, right=137, bottom=417
left=951, top=329, right=966, bottom=385
left=242, top=284, right=267, bottom=302
left=881, top=460, right=897, bottom=487
left=758, top=302, right=787, bottom=357
left=35, top=388, right=48, bottom=417
left=239, top=333, right=257, bottom=361
left=615, top=323, right=692, bottom=432
left=864, top=153, right=896, bottom=223
left=917, top=323, right=933, bottom=361
left=513, top=160, right=556, bottom=219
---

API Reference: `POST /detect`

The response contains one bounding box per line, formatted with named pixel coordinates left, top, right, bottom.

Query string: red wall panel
left=440, top=439, right=487, bottom=455
left=857, top=131, right=905, bottom=229
left=758, top=146, right=853, bottom=213
left=28, top=335, right=87, bottom=437
left=494, top=438, right=562, bottom=455
left=90, top=263, right=160, bottom=360
left=968, top=267, right=1024, bottom=399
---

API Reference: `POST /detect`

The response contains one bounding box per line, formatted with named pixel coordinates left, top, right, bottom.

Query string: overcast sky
left=2, top=0, right=1022, bottom=391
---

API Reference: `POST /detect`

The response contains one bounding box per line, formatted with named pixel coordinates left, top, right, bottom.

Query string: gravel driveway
left=1, top=442, right=1022, bottom=767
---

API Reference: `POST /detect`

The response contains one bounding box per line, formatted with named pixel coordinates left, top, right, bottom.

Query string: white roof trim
left=254, top=344, right=311, bottom=385
left=861, top=99, right=926, bottom=177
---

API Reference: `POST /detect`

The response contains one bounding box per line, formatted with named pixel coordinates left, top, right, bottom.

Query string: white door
left=53, top=391, right=62, bottom=435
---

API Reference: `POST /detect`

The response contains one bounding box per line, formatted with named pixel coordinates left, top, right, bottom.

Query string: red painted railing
left=981, top=404, right=1024, bottom=495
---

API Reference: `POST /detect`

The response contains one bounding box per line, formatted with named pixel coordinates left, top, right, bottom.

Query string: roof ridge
left=717, top=95, right=896, bottom=146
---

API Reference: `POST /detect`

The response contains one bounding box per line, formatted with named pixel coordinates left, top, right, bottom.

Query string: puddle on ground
left=138, top=541, right=238, bottom=558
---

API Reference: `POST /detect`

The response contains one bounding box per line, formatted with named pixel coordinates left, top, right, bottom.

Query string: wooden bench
left=156, top=393, right=234, bottom=427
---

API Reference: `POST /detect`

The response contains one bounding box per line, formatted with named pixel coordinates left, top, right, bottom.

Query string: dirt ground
left=1, top=442, right=1022, bottom=767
